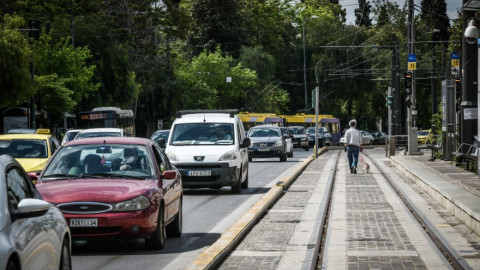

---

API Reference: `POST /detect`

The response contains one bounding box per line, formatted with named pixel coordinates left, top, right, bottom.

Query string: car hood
left=167, top=145, right=236, bottom=162
left=249, top=137, right=282, bottom=143
left=36, top=179, right=158, bottom=204
left=16, top=158, right=48, bottom=172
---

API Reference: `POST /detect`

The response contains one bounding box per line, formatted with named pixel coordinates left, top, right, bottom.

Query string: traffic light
left=405, top=73, right=412, bottom=95
left=387, top=95, right=394, bottom=106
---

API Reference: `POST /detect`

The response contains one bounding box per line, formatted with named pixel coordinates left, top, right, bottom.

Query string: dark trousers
left=347, top=145, right=360, bottom=169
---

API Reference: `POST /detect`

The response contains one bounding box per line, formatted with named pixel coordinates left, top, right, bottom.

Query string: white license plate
left=70, top=218, right=98, bottom=227
left=187, top=170, right=212, bottom=176
left=258, top=148, right=270, bottom=151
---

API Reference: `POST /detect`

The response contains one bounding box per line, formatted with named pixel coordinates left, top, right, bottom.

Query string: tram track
left=312, top=150, right=472, bottom=270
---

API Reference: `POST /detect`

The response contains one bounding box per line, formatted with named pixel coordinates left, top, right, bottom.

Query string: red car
left=36, top=137, right=182, bottom=250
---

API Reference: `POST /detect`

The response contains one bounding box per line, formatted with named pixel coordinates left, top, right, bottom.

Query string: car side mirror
left=157, top=138, right=166, bottom=148
left=12, top=199, right=49, bottom=219
left=282, top=135, right=290, bottom=139
left=240, top=137, right=251, bottom=148
left=162, top=170, right=177, bottom=180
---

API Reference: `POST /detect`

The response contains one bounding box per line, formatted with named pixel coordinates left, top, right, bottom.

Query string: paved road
left=71, top=148, right=313, bottom=270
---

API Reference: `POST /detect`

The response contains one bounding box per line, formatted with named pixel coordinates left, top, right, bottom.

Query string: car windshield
left=248, top=128, right=281, bottom=137
left=151, top=131, right=169, bottom=142
left=306, top=127, right=327, bottom=134
left=171, top=123, right=234, bottom=145
left=64, top=131, right=80, bottom=142
left=76, top=132, right=121, bottom=139
left=0, top=139, right=48, bottom=158
left=417, top=131, right=429, bottom=136
left=280, top=128, right=289, bottom=136
left=42, top=144, right=154, bottom=179
left=289, top=127, right=305, bottom=135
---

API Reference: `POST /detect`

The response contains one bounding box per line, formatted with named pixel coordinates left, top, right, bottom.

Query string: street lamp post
left=301, top=15, right=318, bottom=108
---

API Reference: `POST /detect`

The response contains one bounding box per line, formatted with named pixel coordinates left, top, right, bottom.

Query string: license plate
left=258, top=148, right=270, bottom=151
left=70, top=218, right=98, bottom=227
left=187, top=170, right=212, bottom=176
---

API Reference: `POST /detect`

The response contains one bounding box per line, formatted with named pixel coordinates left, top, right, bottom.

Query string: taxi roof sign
left=36, top=128, right=50, bottom=134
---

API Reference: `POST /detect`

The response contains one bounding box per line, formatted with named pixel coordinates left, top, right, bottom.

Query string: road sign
left=407, top=54, right=416, bottom=70
left=451, top=52, right=460, bottom=68
left=408, top=62, right=416, bottom=70
left=451, top=52, right=460, bottom=59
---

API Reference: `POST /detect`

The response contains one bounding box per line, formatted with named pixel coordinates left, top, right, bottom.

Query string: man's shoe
left=353, top=167, right=357, bottom=174
left=350, top=168, right=353, bottom=174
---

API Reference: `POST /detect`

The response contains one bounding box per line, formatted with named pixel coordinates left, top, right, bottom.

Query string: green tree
left=0, top=15, right=33, bottom=108
left=355, top=0, right=373, bottom=27
left=176, top=48, right=257, bottom=109
left=33, top=34, right=99, bottom=121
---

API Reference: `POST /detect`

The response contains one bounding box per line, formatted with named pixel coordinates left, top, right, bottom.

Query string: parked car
left=150, top=129, right=170, bottom=149
left=0, top=129, right=61, bottom=183
left=339, top=130, right=375, bottom=145
left=280, top=127, right=294, bottom=157
left=36, top=137, right=183, bottom=250
left=306, top=127, right=331, bottom=147
left=417, top=129, right=433, bottom=144
left=165, top=110, right=250, bottom=193
left=61, top=129, right=83, bottom=145
left=0, top=154, right=71, bottom=270
left=288, top=126, right=309, bottom=151
left=75, top=128, right=126, bottom=140
left=247, top=125, right=288, bottom=162
left=370, top=131, right=388, bottom=145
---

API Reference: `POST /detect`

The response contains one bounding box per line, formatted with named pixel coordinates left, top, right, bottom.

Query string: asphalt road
left=71, top=148, right=313, bottom=270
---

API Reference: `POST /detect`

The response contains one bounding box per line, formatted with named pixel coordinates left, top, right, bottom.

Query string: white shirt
left=345, top=128, right=362, bottom=147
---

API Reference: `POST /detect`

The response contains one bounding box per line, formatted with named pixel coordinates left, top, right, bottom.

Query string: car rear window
left=0, top=139, right=48, bottom=158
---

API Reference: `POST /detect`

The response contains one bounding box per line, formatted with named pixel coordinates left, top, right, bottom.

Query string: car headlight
left=219, top=150, right=238, bottom=161
left=166, top=151, right=178, bottom=161
left=275, top=140, right=283, bottom=146
left=301, top=137, right=307, bottom=141
left=112, top=196, right=150, bottom=212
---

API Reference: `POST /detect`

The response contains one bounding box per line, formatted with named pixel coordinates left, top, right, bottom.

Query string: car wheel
left=241, top=165, right=249, bottom=189
left=288, top=148, right=293, bottom=157
left=6, top=260, right=17, bottom=270
left=248, top=157, right=252, bottom=162
left=166, top=198, right=182, bottom=237
left=59, top=238, right=72, bottom=270
left=231, top=169, right=242, bottom=193
left=146, top=206, right=166, bottom=250
left=280, top=152, right=287, bottom=162
left=370, top=140, right=373, bottom=145
left=304, top=144, right=309, bottom=151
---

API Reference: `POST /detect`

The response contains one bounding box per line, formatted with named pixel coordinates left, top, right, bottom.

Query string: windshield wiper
left=42, top=173, right=78, bottom=179
left=106, top=173, right=148, bottom=180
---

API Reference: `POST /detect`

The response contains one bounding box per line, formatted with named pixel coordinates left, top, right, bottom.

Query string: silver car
left=247, top=125, right=288, bottom=162
left=0, top=155, right=71, bottom=270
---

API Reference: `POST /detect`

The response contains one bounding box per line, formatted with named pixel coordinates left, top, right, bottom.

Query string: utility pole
left=432, top=47, right=437, bottom=134
left=302, top=24, right=308, bottom=108
left=461, top=0, right=477, bottom=146
left=71, top=0, right=74, bottom=47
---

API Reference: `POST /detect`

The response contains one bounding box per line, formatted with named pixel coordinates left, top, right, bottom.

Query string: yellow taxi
left=417, top=129, right=433, bottom=144
left=0, top=129, right=60, bottom=182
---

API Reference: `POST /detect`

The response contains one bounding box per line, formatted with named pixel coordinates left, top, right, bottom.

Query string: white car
left=75, top=128, right=126, bottom=140
left=0, top=154, right=71, bottom=270
left=61, top=129, right=83, bottom=145
left=166, top=110, right=251, bottom=193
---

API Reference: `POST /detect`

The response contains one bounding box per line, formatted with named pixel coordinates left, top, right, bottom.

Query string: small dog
left=362, top=162, right=370, bottom=173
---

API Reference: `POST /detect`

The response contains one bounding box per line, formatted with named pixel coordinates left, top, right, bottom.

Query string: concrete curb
left=389, top=156, right=480, bottom=236
left=186, top=147, right=327, bottom=270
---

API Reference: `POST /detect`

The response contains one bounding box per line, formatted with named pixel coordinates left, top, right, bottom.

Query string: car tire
left=248, top=156, right=252, bottom=162
left=241, top=165, right=248, bottom=189
left=304, top=144, right=309, bottom=151
left=146, top=206, right=166, bottom=250
left=231, top=169, right=242, bottom=193
left=166, top=199, right=182, bottom=237
left=6, top=260, right=17, bottom=270
left=288, top=148, right=293, bottom=157
left=59, top=238, right=72, bottom=270
left=280, top=152, right=287, bottom=162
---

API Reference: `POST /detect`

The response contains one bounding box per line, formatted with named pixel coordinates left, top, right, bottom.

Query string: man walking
left=345, top=120, right=362, bottom=174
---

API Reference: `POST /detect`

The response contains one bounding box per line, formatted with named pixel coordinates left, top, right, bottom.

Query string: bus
left=238, top=112, right=278, bottom=131
left=279, top=113, right=335, bottom=127
left=319, top=118, right=341, bottom=145
left=78, top=107, right=135, bottom=136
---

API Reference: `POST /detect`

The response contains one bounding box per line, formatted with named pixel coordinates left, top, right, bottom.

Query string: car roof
left=288, top=126, right=304, bottom=128
left=174, top=113, right=237, bottom=124
left=77, top=128, right=124, bottom=133
left=0, top=134, right=52, bottom=140
left=65, top=129, right=83, bottom=133
left=7, top=128, right=37, bottom=134
left=63, top=136, right=150, bottom=146
left=251, top=125, right=280, bottom=129
left=153, top=129, right=170, bottom=133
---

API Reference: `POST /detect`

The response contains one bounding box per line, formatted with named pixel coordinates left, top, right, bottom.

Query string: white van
left=165, top=110, right=251, bottom=193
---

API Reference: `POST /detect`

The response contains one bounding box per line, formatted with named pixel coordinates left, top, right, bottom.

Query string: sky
left=339, top=0, right=463, bottom=25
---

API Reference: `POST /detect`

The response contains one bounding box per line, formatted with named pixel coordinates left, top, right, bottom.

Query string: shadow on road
left=72, top=232, right=221, bottom=255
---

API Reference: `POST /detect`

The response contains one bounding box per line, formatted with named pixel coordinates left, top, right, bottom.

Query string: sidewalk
left=389, top=149, right=480, bottom=236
